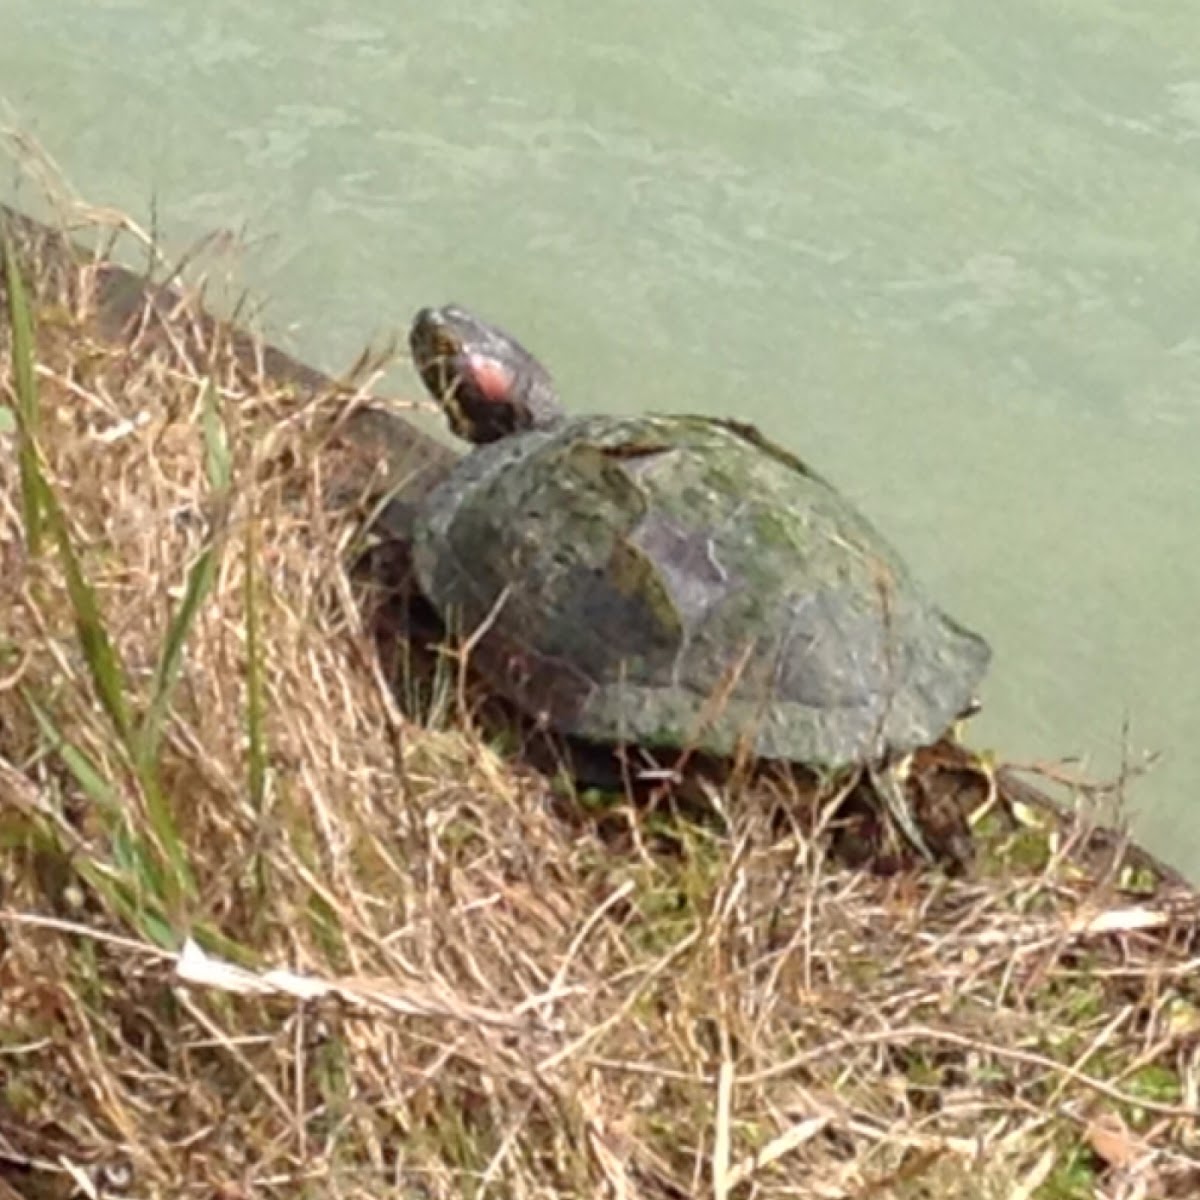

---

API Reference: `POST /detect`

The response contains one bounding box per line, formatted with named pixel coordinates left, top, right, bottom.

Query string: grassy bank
left=0, top=200, right=1198, bottom=1199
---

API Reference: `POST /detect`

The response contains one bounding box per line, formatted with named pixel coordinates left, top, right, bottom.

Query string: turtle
left=402, top=303, right=992, bottom=859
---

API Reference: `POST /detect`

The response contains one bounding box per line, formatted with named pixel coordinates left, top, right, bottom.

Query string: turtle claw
left=868, top=758, right=936, bottom=865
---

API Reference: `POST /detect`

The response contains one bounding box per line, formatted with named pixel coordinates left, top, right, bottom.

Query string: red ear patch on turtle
left=465, top=354, right=514, bottom=402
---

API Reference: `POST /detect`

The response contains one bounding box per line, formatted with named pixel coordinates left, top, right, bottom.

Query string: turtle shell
left=412, top=413, right=990, bottom=768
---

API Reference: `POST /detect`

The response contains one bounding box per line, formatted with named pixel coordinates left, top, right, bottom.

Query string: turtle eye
left=431, top=328, right=461, bottom=361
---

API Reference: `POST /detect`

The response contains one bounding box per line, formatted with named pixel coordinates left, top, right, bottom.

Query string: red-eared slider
left=407, top=304, right=991, bottom=855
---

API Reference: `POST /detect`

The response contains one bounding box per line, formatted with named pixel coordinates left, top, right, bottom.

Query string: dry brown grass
left=0, top=195, right=1198, bottom=1200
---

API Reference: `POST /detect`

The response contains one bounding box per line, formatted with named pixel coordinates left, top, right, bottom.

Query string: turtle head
left=409, top=304, right=564, bottom=445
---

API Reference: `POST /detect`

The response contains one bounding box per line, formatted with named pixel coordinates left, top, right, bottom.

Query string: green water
left=5, top=1, right=1200, bottom=871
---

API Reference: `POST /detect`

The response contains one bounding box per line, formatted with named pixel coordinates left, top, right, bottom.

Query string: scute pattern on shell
left=413, top=414, right=990, bottom=768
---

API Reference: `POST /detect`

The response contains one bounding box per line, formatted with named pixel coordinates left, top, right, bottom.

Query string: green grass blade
left=128, top=387, right=231, bottom=906
left=28, top=689, right=193, bottom=906
left=25, top=691, right=122, bottom=817
left=2, top=231, right=45, bottom=554
left=137, top=541, right=219, bottom=769
left=73, top=855, right=177, bottom=950
left=24, top=693, right=180, bottom=946
left=37, top=480, right=134, bottom=743
left=243, top=515, right=269, bottom=918
left=109, top=819, right=172, bottom=903
left=201, top=379, right=233, bottom=492
left=244, top=516, right=267, bottom=816
left=40, top=454, right=195, bottom=908
left=189, top=920, right=255, bottom=964
left=135, top=767, right=196, bottom=909
left=0, top=275, right=132, bottom=740
left=139, top=382, right=229, bottom=767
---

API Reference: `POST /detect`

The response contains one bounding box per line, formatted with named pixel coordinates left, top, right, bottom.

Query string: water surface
left=5, top=0, right=1200, bottom=869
